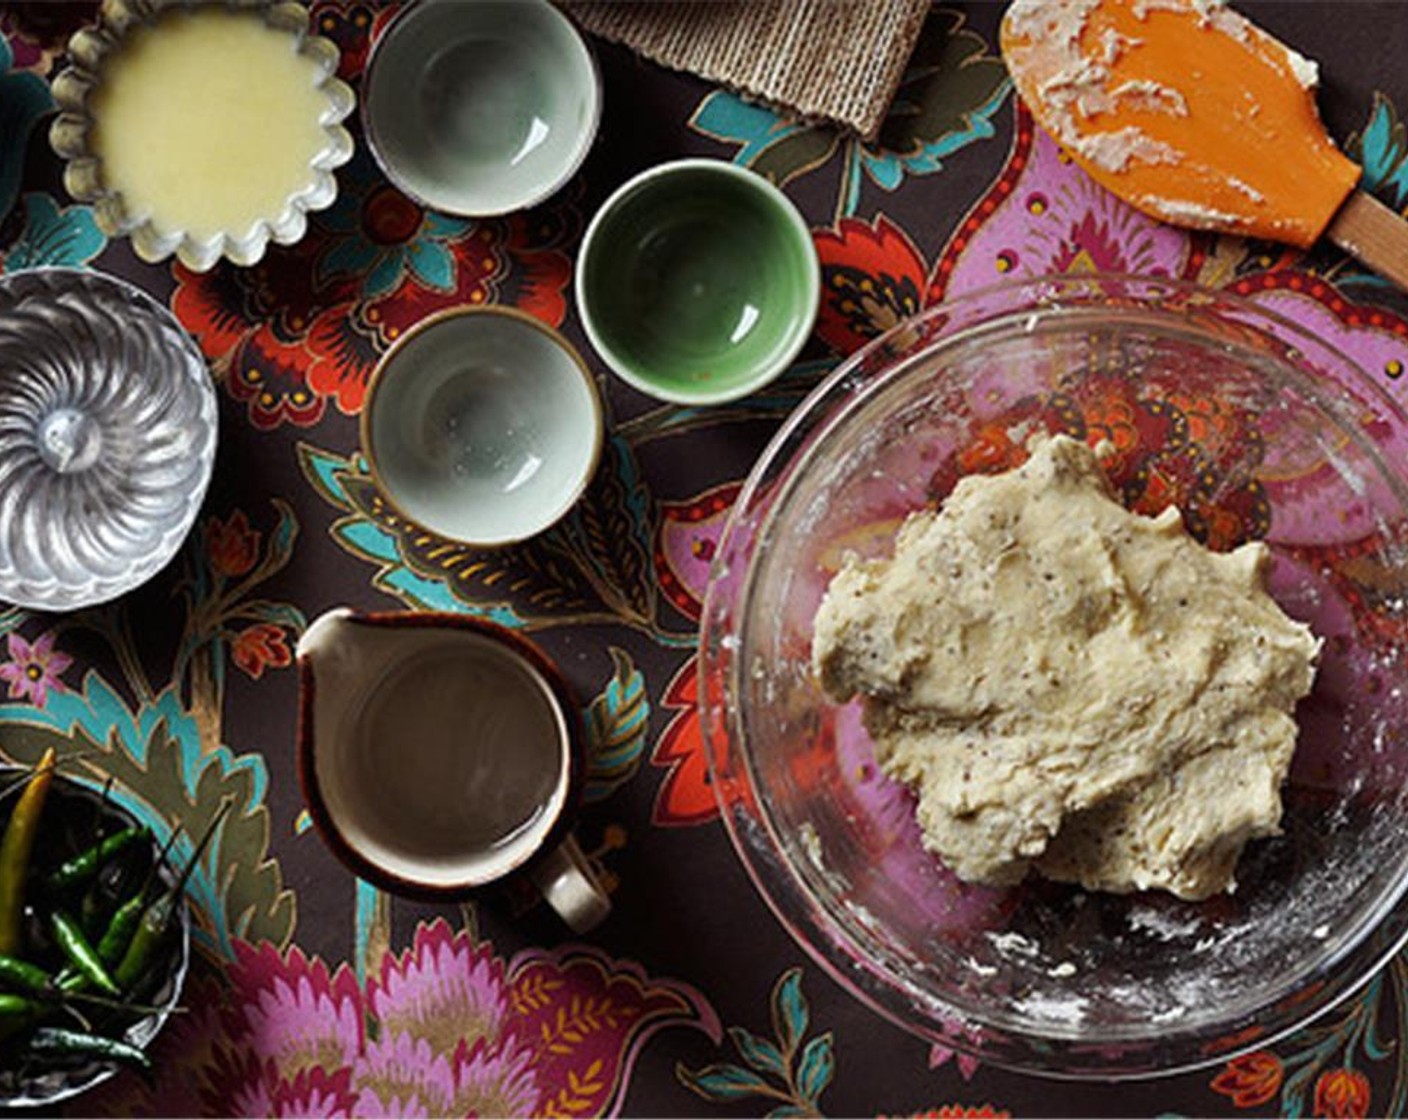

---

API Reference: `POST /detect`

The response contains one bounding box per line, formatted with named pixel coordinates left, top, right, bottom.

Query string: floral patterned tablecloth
left=1, top=2, right=1407, bottom=1117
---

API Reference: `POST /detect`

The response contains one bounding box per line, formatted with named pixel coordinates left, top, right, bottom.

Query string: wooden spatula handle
left=1326, top=190, right=1408, bottom=292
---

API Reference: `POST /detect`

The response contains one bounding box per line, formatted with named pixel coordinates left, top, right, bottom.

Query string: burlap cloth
left=564, top=1, right=931, bottom=140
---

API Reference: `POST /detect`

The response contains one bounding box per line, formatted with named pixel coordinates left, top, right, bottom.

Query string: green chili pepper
left=115, top=799, right=231, bottom=990
left=0, top=992, right=38, bottom=1042
left=94, top=825, right=181, bottom=967
left=113, top=894, right=179, bottom=994
left=0, top=955, right=51, bottom=995
left=0, top=748, right=56, bottom=956
left=0, top=992, right=37, bottom=1017
left=50, top=912, right=120, bottom=997
left=47, top=827, right=148, bottom=892
left=27, top=1026, right=152, bottom=1078
left=96, top=894, right=146, bottom=968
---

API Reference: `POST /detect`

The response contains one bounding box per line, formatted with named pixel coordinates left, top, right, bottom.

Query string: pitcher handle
left=530, top=834, right=611, bottom=933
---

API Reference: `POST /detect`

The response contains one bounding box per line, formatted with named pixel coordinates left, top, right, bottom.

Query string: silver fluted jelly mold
left=0, top=268, right=217, bottom=611
left=49, top=0, right=355, bottom=271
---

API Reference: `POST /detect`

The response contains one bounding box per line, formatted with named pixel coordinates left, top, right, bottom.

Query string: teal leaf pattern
left=297, top=440, right=521, bottom=625
left=679, top=967, right=832, bottom=1115
left=677, top=1064, right=775, bottom=1102
left=1349, top=92, right=1408, bottom=211
left=2, top=192, right=107, bottom=270
left=797, top=1034, right=836, bottom=1101
left=584, top=647, right=649, bottom=802
left=407, top=238, right=457, bottom=292
left=265, top=499, right=299, bottom=567
left=694, top=96, right=800, bottom=165
left=315, top=233, right=377, bottom=287
left=690, top=7, right=1009, bottom=219
left=297, top=437, right=695, bottom=645
left=774, top=967, right=810, bottom=1057
left=308, top=147, right=480, bottom=302
left=0, top=676, right=294, bottom=958
left=728, top=1026, right=789, bottom=1078
left=362, top=251, right=405, bottom=301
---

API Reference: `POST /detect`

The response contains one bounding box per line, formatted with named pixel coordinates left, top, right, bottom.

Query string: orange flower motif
left=890, top=1107, right=1010, bottom=1119
left=1210, top=1050, right=1283, bottom=1108
left=956, top=421, right=1030, bottom=477
left=206, top=510, right=260, bottom=578
left=1167, top=390, right=1237, bottom=449
left=1081, top=394, right=1140, bottom=456
left=1314, top=1067, right=1371, bottom=1119
left=232, top=624, right=291, bottom=681
left=1204, top=505, right=1246, bottom=554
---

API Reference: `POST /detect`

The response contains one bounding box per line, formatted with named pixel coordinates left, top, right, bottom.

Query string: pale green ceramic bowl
left=576, top=159, right=821, bottom=405
left=361, top=307, right=603, bottom=547
left=362, top=0, right=600, bottom=216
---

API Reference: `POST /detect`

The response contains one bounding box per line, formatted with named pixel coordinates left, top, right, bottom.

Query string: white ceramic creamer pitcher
left=296, top=608, right=610, bottom=932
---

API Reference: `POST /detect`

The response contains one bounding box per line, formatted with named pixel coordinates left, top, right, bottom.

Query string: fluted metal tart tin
left=49, top=0, right=355, bottom=271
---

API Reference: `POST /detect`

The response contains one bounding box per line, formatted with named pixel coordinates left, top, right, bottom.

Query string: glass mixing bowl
left=700, top=274, right=1408, bottom=1078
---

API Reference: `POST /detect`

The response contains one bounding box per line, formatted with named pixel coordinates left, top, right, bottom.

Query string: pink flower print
left=352, top=1034, right=541, bottom=1118
left=352, top=1092, right=429, bottom=1119
left=222, top=1051, right=279, bottom=1118
left=352, top=1030, right=457, bottom=1117
left=232, top=941, right=365, bottom=1078
left=928, top=1014, right=990, bottom=1083
left=445, top=1037, right=541, bottom=1119
left=932, top=101, right=1202, bottom=303
left=273, top=1066, right=358, bottom=1118
left=655, top=485, right=740, bottom=622
left=0, top=631, right=71, bottom=706
left=1046, top=211, right=1137, bottom=275
left=368, top=920, right=513, bottom=1054
left=98, top=927, right=718, bottom=1118
left=929, top=1042, right=981, bottom=1082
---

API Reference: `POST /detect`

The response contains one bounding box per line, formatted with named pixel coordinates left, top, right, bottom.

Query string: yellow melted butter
left=91, top=7, right=329, bottom=242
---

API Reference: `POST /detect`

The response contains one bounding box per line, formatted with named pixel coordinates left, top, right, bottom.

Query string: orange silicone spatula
left=1000, top=0, right=1408, bottom=289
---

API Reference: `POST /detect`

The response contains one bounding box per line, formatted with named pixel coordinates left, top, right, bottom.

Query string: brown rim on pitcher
left=295, top=610, right=590, bottom=901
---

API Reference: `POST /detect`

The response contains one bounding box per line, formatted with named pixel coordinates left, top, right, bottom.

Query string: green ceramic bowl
left=575, top=159, right=820, bottom=405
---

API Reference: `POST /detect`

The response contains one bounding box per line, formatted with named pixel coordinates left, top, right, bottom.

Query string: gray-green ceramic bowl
left=360, top=306, right=603, bottom=547
left=362, top=0, right=600, bottom=217
left=575, top=158, right=820, bottom=406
